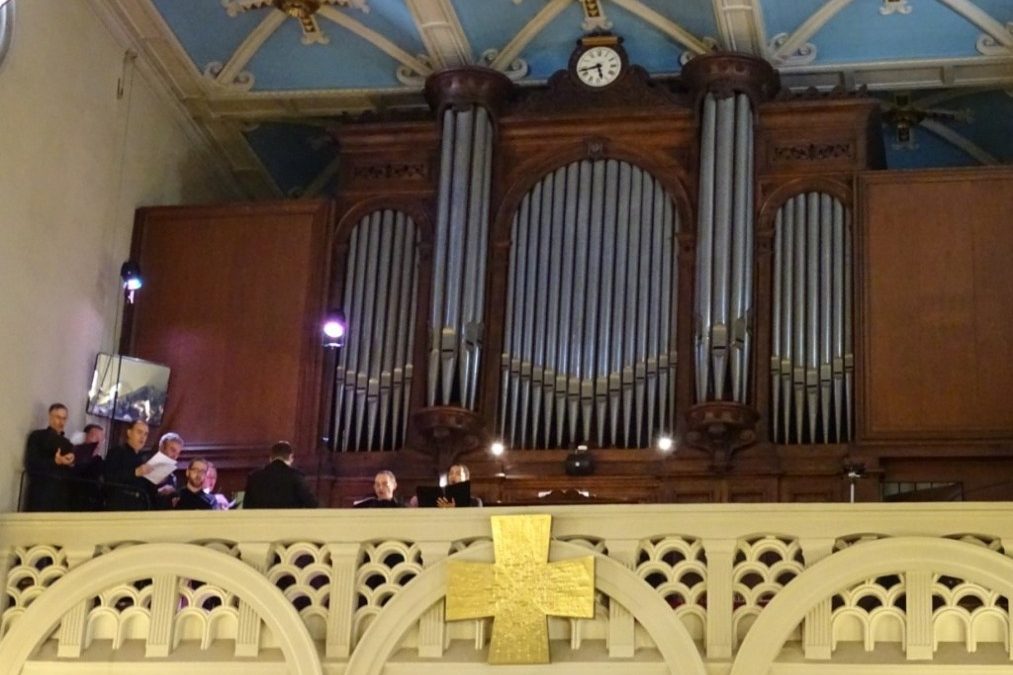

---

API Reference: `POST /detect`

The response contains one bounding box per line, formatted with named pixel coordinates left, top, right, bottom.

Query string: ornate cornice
left=510, top=66, right=684, bottom=117
left=680, top=51, right=779, bottom=107
left=424, top=66, right=514, bottom=118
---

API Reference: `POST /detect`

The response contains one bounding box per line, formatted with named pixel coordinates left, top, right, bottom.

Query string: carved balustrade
left=2, top=504, right=1013, bottom=674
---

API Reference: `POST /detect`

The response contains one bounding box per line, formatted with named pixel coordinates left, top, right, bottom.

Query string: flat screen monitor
left=86, top=353, right=171, bottom=426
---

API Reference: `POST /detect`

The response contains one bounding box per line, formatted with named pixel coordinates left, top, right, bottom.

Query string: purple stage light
left=323, top=319, right=345, bottom=339
left=322, top=311, right=346, bottom=348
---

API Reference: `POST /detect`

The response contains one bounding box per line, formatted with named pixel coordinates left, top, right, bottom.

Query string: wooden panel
left=756, top=98, right=885, bottom=177
left=858, top=168, right=1013, bottom=441
left=126, top=201, right=332, bottom=466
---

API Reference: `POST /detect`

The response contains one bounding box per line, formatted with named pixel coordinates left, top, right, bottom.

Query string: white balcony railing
left=2, top=503, right=1013, bottom=674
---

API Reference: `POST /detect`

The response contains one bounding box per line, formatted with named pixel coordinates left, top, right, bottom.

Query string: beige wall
left=0, top=0, right=238, bottom=511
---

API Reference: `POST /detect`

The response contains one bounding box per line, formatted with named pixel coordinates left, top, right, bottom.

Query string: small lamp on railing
left=322, top=310, right=346, bottom=349
left=120, top=261, right=142, bottom=304
left=844, top=460, right=866, bottom=504
left=489, top=440, right=507, bottom=478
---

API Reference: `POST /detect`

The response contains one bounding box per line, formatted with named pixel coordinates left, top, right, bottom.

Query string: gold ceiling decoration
left=223, top=0, right=370, bottom=45
left=445, top=514, right=596, bottom=665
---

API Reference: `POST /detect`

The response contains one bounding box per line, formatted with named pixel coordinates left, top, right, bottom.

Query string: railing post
left=236, top=542, right=272, bottom=657
left=325, top=542, right=361, bottom=659
left=800, top=537, right=836, bottom=660
left=905, top=569, right=934, bottom=660
left=56, top=547, right=95, bottom=658
left=705, top=538, right=737, bottom=659
left=416, top=540, right=450, bottom=658
left=146, top=573, right=178, bottom=657
left=605, top=539, right=639, bottom=658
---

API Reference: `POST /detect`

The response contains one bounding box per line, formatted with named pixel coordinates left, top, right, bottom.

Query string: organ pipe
left=770, top=193, right=853, bottom=443
left=500, top=159, right=679, bottom=449
left=335, top=211, right=420, bottom=451
left=693, top=92, right=756, bottom=405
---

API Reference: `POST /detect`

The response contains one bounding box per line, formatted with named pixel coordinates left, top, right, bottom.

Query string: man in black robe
left=23, top=403, right=75, bottom=511
left=102, top=420, right=151, bottom=510
left=69, top=423, right=106, bottom=511
left=243, top=441, right=318, bottom=509
left=353, top=470, right=403, bottom=508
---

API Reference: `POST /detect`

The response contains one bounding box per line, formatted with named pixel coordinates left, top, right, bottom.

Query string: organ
left=124, top=50, right=1013, bottom=505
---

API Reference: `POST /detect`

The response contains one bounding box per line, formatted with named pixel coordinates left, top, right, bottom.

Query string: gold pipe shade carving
left=446, top=514, right=596, bottom=664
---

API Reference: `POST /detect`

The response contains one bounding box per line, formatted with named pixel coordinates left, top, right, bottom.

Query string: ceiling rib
left=610, top=0, right=711, bottom=55
left=912, top=87, right=991, bottom=108
left=215, top=11, right=286, bottom=86
left=778, top=54, right=1013, bottom=91
left=920, top=118, right=999, bottom=164
left=935, top=0, right=1013, bottom=50
left=317, top=5, right=432, bottom=79
left=712, top=0, right=768, bottom=55
left=190, top=54, right=1013, bottom=122
left=489, top=0, right=570, bottom=71
left=771, top=0, right=854, bottom=63
left=404, top=0, right=473, bottom=69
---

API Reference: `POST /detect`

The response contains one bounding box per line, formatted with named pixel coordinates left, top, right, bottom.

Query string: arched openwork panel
left=333, top=209, right=420, bottom=451
left=770, top=192, right=853, bottom=444
left=499, top=159, right=680, bottom=449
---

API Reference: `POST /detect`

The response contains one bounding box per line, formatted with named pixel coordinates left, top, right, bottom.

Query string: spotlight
left=657, top=435, right=674, bottom=453
left=489, top=441, right=506, bottom=457
left=120, top=261, right=142, bottom=303
left=322, top=310, right=346, bottom=348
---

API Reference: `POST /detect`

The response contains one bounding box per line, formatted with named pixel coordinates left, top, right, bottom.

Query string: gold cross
left=445, top=514, right=596, bottom=664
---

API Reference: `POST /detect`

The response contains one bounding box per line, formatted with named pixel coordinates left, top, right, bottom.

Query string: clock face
left=575, top=46, right=622, bottom=88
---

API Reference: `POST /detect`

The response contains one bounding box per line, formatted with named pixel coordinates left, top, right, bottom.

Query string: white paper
left=141, top=451, right=178, bottom=484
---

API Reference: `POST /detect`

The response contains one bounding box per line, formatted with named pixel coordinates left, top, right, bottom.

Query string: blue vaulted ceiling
left=142, top=0, right=1013, bottom=196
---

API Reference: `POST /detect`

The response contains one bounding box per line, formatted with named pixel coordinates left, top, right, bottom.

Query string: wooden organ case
left=126, top=52, right=1013, bottom=506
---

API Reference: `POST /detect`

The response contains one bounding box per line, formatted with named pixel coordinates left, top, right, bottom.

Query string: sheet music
left=141, top=451, right=178, bottom=484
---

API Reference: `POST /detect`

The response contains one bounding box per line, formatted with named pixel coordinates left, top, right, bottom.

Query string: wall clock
left=569, top=33, right=628, bottom=90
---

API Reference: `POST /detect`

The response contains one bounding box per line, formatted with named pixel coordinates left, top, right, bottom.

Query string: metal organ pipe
left=595, top=160, right=618, bottom=448
left=792, top=195, right=806, bottom=443
left=694, top=95, right=717, bottom=403
left=355, top=212, right=381, bottom=448
left=731, top=93, right=753, bottom=403
left=622, top=169, right=642, bottom=445
left=770, top=193, right=853, bottom=443
left=429, top=111, right=455, bottom=407
left=780, top=199, right=795, bottom=445
left=711, top=96, right=735, bottom=401
left=693, top=92, right=755, bottom=404
left=609, top=164, right=632, bottom=446
left=741, top=120, right=755, bottom=406
left=499, top=159, right=679, bottom=449
left=335, top=211, right=420, bottom=451
left=428, top=105, right=494, bottom=409
left=771, top=211, right=783, bottom=441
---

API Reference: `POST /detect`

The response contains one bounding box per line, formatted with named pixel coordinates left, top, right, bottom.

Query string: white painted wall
left=0, top=0, right=238, bottom=511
